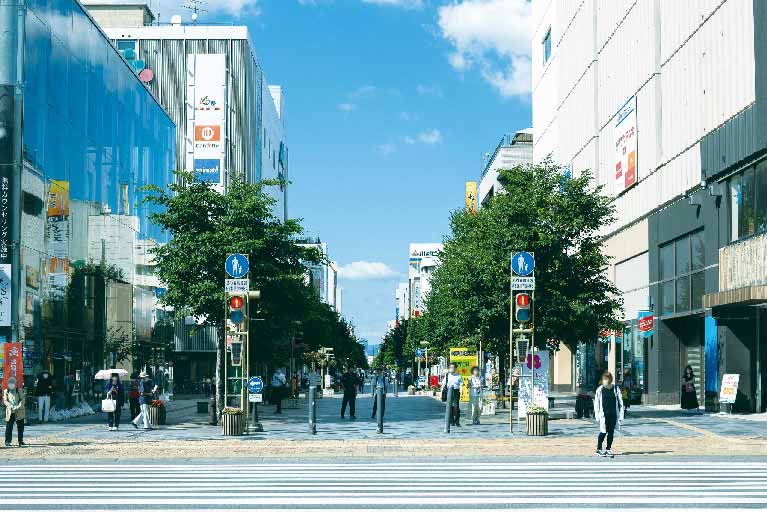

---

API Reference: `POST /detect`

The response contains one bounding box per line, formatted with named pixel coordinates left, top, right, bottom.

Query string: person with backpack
left=593, top=371, right=624, bottom=458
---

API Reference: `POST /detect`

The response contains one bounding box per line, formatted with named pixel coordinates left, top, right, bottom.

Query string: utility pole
left=510, top=251, right=536, bottom=434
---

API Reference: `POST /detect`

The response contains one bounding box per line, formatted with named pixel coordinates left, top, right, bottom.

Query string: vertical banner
left=518, top=350, right=549, bottom=418
left=465, top=181, right=477, bottom=215
left=0, top=85, right=15, bottom=332
left=186, top=54, right=227, bottom=191
left=449, top=347, right=476, bottom=402
left=614, top=96, right=638, bottom=194
left=47, top=180, right=70, bottom=296
left=2, top=341, right=22, bottom=389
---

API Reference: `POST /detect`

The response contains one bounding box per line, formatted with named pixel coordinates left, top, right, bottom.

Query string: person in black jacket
left=340, top=367, right=360, bottom=419
left=35, top=371, right=54, bottom=423
left=104, top=374, right=125, bottom=431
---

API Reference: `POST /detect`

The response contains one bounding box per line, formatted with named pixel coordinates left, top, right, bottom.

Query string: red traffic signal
left=229, top=296, right=244, bottom=309
left=515, top=293, right=531, bottom=323
left=516, top=293, right=530, bottom=307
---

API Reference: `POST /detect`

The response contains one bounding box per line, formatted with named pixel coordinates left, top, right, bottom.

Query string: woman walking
left=681, top=365, right=702, bottom=414
left=3, top=377, right=26, bottom=447
left=105, top=374, right=125, bottom=431
left=468, top=366, right=483, bottom=425
left=593, top=371, right=623, bottom=458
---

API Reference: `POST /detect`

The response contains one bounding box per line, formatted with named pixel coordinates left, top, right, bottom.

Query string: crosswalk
left=1, top=461, right=767, bottom=510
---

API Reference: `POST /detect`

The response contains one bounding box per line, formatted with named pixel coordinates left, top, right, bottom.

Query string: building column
left=704, top=314, right=718, bottom=411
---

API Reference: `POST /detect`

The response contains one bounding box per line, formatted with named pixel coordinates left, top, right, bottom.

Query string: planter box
left=526, top=412, right=548, bottom=436
left=222, top=413, right=244, bottom=436
left=148, top=406, right=166, bottom=426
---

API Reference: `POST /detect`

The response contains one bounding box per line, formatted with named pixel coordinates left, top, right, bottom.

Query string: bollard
left=308, top=385, right=317, bottom=435
left=376, top=386, right=384, bottom=434
left=444, top=386, right=453, bottom=433
left=209, top=395, right=217, bottom=426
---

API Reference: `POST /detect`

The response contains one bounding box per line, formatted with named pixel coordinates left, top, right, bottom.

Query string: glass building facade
left=0, top=0, right=175, bottom=401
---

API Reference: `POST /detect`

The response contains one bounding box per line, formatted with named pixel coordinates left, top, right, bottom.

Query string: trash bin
left=197, top=401, right=208, bottom=414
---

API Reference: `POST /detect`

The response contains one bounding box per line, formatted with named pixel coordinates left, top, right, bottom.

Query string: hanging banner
left=2, top=342, right=23, bottom=389
left=614, top=96, right=638, bottom=194
left=465, top=181, right=477, bottom=215
left=449, top=347, right=476, bottom=402
left=637, top=310, right=654, bottom=338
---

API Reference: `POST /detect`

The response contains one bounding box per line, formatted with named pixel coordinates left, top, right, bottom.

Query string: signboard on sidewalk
left=720, top=374, right=740, bottom=404
left=517, top=350, right=549, bottom=418
left=449, top=347, right=475, bottom=402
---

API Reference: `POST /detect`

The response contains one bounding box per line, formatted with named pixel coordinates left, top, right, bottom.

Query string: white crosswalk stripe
left=0, top=462, right=766, bottom=510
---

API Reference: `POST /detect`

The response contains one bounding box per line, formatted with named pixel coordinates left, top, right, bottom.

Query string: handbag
left=441, top=386, right=448, bottom=402
left=101, top=397, right=116, bottom=413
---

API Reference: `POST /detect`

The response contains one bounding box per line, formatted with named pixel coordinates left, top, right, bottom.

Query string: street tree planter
left=221, top=408, right=244, bottom=436
left=526, top=407, right=548, bottom=436
left=149, top=400, right=166, bottom=426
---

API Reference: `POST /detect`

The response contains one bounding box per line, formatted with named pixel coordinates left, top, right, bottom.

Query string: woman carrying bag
left=681, top=365, right=702, bottom=414
left=104, top=374, right=125, bottom=431
left=4, top=377, right=26, bottom=447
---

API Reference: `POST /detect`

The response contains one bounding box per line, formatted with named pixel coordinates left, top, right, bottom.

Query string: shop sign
left=2, top=342, right=23, bottom=389
left=614, top=96, right=638, bottom=194
left=720, top=374, right=740, bottom=404
left=637, top=311, right=654, bottom=337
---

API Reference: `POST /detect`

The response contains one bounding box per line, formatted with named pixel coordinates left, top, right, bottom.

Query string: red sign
left=194, top=124, right=221, bottom=142
left=2, top=342, right=23, bottom=390
left=429, top=375, right=439, bottom=388
left=637, top=314, right=654, bottom=333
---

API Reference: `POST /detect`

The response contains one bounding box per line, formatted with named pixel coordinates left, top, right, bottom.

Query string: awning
left=703, top=285, right=767, bottom=308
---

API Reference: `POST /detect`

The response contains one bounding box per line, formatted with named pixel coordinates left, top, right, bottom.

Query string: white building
left=297, top=241, right=342, bottom=313
left=395, top=282, right=409, bottom=321
left=532, top=0, right=767, bottom=410
left=478, top=129, right=534, bottom=206
left=407, top=243, right=443, bottom=318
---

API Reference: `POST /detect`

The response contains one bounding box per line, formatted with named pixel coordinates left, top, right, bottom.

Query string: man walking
left=340, top=367, right=360, bottom=419
left=444, top=363, right=463, bottom=427
left=271, top=368, right=287, bottom=414
left=35, top=371, right=54, bottom=423
left=131, top=371, right=153, bottom=430
left=371, top=368, right=387, bottom=419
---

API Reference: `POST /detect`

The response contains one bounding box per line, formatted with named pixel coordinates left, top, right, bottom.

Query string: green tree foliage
left=372, top=319, right=409, bottom=369
left=423, top=161, right=623, bottom=359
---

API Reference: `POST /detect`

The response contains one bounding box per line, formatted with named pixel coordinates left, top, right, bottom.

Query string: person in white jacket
left=593, top=371, right=624, bottom=458
left=443, top=364, right=463, bottom=427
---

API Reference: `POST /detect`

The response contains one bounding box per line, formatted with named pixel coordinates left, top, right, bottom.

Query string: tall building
left=532, top=0, right=767, bottom=411
left=297, top=240, right=342, bottom=313
left=478, top=129, right=534, bottom=206
left=82, top=1, right=289, bottom=221
left=407, top=244, right=443, bottom=318
left=395, top=282, right=409, bottom=322
left=1, top=0, right=175, bottom=384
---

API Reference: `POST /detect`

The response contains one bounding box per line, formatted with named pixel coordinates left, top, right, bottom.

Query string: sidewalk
left=2, top=393, right=765, bottom=460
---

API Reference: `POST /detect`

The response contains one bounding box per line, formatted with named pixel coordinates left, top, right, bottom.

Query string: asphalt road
left=2, top=458, right=767, bottom=510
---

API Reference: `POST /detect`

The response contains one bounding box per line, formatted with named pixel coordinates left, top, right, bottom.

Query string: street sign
left=308, top=372, right=321, bottom=386
left=225, top=253, right=249, bottom=278
left=248, top=393, right=263, bottom=403
left=225, top=278, right=249, bottom=293
left=248, top=376, right=264, bottom=393
left=415, top=348, right=425, bottom=358
left=512, top=251, right=535, bottom=276
left=511, top=276, right=535, bottom=290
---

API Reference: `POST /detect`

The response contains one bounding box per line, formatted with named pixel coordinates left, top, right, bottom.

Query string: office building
left=407, top=244, right=443, bottom=318
left=532, top=0, right=766, bottom=411
left=478, top=129, right=534, bottom=206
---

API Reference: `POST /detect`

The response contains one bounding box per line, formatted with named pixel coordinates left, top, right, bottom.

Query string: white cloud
left=377, top=143, right=397, bottom=156
left=338, top=103, right=357, bottom=112
left=418, top=129, right=443, bottom=145
left=437, top=0, right=532, bottom=97
left=403, top=135, right=417, bottom=145
left=337, top=261, right=399, bottom=280
left=160, top=0, right=260, bottom=19
left=349, top=85, right=378, bottom=100
left=416, top=84, right=444, bottom=98
left=361, top=0, right=424, bottom=9
left=400, top=111, right=419, bottom=121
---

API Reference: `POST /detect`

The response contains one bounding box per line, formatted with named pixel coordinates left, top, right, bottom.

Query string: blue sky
left=187, top=0, right=533, bottom=344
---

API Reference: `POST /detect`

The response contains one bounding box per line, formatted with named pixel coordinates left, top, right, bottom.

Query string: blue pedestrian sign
left=415, top=348, right=425, bottom=358
left=512, top=251, right=535, bottom=277
left=226, top=254, right=249, bottom=278
left=248, top=376, right=264, bottom=393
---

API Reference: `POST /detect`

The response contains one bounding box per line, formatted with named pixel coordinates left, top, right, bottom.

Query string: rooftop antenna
left=183, top=0, right=207, bottom=24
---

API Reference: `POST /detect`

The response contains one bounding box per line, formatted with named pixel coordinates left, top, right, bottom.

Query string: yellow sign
left=449, top=347, right=476, bottom=402
left=465, top=181, right=477, bottom=215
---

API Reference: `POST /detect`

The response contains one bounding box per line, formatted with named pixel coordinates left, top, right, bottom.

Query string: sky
left=168, top=0, right=533, bottom=345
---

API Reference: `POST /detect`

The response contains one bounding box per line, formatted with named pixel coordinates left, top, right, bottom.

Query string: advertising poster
left=720, top=374, right=740, bottom=404
left=47, top=180, right=70, bottom=297
left=518, top=350, right=549, bottom=418
left=614, top=96, right=638, bottom=194
left=637, top=310, right=654, bottom=338
left=465, top=181, right=477, bottom=215
left=2, top=342, right=23, bottom=390
left=0, top=264, right=9, bottom=326
left=449, top=347, right=476, bottom=402
left=187, top=54, right=226, bottom=190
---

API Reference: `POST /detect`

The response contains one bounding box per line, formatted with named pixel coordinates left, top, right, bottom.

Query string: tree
left=423, top=161, right=623, bottom=361
left=373, top=319, right=409, bottom=369
left=143, top=173, right=320, bottom=414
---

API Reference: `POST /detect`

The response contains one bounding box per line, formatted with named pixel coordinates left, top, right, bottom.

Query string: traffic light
left=515, top=293, right=531, bottom=323
left=228, top=294, right=245, bottom=328
left=230, top=341, right=242, bottom=366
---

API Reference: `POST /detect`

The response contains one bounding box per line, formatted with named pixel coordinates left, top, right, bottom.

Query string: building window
left=729, top=159, right=767, bottom=241
left=658, top=230, right=705, bottom=316
left=542, top=29, right=552, bottom=64
left=116, top=39, right=137, bottom=54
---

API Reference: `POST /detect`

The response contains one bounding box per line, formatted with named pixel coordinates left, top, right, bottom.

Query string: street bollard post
left=308, top=385, right=317, bottom=435
left=444, top=386, right=452, bottom=433
left=376, top=386, right=384, bottom=434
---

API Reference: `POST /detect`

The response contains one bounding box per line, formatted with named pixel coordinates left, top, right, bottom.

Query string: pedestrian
left=340, top=367, right=360, bottom=419
left=681, top=365, right=701, bottom=414
left=371, top=368, right=387, bottom=419
left=130, top=371, right=153, bottom=430
left=593, top=371, right=624, bottom=458
left=3, top=377, right=25, bottom=447
left=128, top=380, right=140, bottom=419
left=444, top=363, right=463, bottom=427
left=468, top=366, right=483, bottom=425
left=271, top=368, right=287, bottom=414
left=35, top=370, right=54, bottom=423
left=104, top=374, right=124, bottom=431
left=291, top=375, right=299, bottom=398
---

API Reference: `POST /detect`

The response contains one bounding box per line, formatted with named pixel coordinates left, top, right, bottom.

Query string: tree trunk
left=215, top=324, right=225, bottom=420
